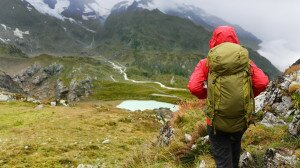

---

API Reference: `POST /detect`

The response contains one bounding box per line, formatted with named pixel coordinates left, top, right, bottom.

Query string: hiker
left=188, top=26, right=269, bottom=168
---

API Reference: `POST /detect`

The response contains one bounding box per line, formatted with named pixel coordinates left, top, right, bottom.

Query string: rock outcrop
left=263, top=148, right=297, bottom=168
left=0, top=71, right=23, bottom=93
left=288, top=114, right=300, bottom=136
left=67, top=77, right=93, bottom=103
left=239, top=152, right=254, bottom=168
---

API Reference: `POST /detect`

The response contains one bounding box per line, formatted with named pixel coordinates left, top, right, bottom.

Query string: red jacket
left=187, top=26, right=269, bottom=125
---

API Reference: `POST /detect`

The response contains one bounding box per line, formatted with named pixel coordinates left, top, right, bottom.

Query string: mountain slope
left=103, top=9, right=211, bottom=52
left=112, top=0, right=262, bottom=50
left=165, top=4, right=262, bottom=50
left=0, top=0, right=103, bottom=55
left=97, top=9, right=280, bottom=80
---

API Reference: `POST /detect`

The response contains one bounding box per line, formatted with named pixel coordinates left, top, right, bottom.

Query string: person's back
left=188, top=26, right=269, bottom=168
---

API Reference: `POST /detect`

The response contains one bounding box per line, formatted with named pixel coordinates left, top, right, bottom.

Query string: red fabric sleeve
left=250, top=61, right=269, bottom=97
left=187, top=58, right=209, bottom=99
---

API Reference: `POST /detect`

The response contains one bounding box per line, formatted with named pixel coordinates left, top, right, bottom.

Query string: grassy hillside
left=0, top=101, right=160, bottom=167
left=102, top=9, right=211, bottom=53
left=95, top=9, right=280, bottom=80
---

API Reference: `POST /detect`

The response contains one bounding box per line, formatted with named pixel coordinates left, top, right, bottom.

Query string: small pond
left=116, top=100, right=179, bottom=112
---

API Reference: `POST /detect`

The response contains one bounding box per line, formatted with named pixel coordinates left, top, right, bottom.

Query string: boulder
left=154, top=107, right=173, bottom=124
left=260, top=112, right=286, bottom=127
left=13, top=63, right=41, bottom=83
left=263, top=148, right=297, bottom=168
left=35, top=104, right=44, bottom=110
left=0, top=93, right=12, bottom=102
left=67, top=77, right=93, bottom=103
left=264, top=84, right=282, bottom=106
left=239, top=152, right=254, bottom=168
left=255, top=92, right=266, bottom=113
left=0, top=71, right=23, bottom=93
left=272, top=96, right=293, bottom=116
left=56, top=79, right=69, bottom=99
left=59, top=99, right=68, bottom=107
left=102, top=139, right=110, bottom=144
left=43, top=63, right=63, bottom=76
left=288, top=115, right=300, bottom=136
left=156, top=121, right=174, bottom=147
left=184, top=134, right=192, bottom=143
left=32, top=73, right=48, bottom=85
left=50, top=102, right=56, bottom=106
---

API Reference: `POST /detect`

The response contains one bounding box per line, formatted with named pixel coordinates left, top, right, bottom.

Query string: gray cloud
left=99, top=0, right=300, bottom=70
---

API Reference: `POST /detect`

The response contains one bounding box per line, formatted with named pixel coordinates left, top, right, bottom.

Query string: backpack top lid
left=207, top=42, right=249, bottom=76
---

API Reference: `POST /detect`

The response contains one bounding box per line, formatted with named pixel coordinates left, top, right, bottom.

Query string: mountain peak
left=24, top=0, right=110, bottom=21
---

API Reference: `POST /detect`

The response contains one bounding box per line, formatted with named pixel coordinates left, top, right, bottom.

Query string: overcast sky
left=101, top=0, right=300, bottom=70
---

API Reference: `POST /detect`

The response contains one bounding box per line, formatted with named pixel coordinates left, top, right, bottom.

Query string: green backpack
left=206, top=42, right=255, bottom=133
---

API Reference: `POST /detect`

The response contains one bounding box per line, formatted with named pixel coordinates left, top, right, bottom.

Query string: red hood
left=209, top=26, right=239, bottom=49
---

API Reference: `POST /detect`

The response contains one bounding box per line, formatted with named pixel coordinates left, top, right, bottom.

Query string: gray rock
left=255, top=92, right=266, bottom=113
left=272, top=96, right=293, bottom=116
left=264, top=148, right=297, bottom=168
left=43, top=63, right=63, bottom=76
left=0, top=71, right=23, bottom=93
left=77, top=164, right=98, bottom=168
left=32, top=73, right=48, bottom=85
left=59, top=99, right=68, bottom=107
left=0, top=93, right=12, bottom=102
left=284, top=109, right=298, bottom=118
left=184, top=134, right=192, bottom=143
left=260, top=112, right=286, bottom=127
left=156, top=121, right=174, bottom=147
left=288, top=115, right=300, bottom=136
left=56, top=79, right=69, bottom=99
left=264, top=84, right=282, bottom=106
left=191, top=135, right=209, bottom=150
left=35, top=104, right=44, bottom=110
left=239, top=152, right=254, bottom=168
left=154, top=107, right=173, bottom=124
left=280, top=77, right=291, bottom=90
left=67, top=77, right=93, bottom=103
left=50, top=102, right=56, bottom=106
left=102, top=139, right=110, bottom=144
left=13, top=63, right=41, bottom=83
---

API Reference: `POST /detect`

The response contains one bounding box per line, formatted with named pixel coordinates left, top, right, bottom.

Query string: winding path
left=108, top=61, right=187, bottom=91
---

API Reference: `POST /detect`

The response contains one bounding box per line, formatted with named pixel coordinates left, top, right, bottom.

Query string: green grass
left=90, top=81, right=190, bottom=104
left=0, top=101, right=161, bottom=167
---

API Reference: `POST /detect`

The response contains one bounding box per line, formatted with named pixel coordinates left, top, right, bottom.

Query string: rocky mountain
left=0, top=0, right=280, bottom=80
left=165, top=4, right=262, bottom=50
left=24, top=0, right=109, bottom=21
left=111, top=0, right=262, bottom=50
left=0, top=0, right=104, bottom=55
left=98, top=9, right=280, bottom=79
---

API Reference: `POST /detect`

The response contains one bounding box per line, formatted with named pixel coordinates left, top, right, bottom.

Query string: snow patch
left=25, top=0, right=70, bottom=20
left=87, top=2, right=110, bottom=17
left=13, top=28, right=29, bottom=39
left=1, top=24, right=8, bottom=30
left=83, top=4, right=93, bottom=14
